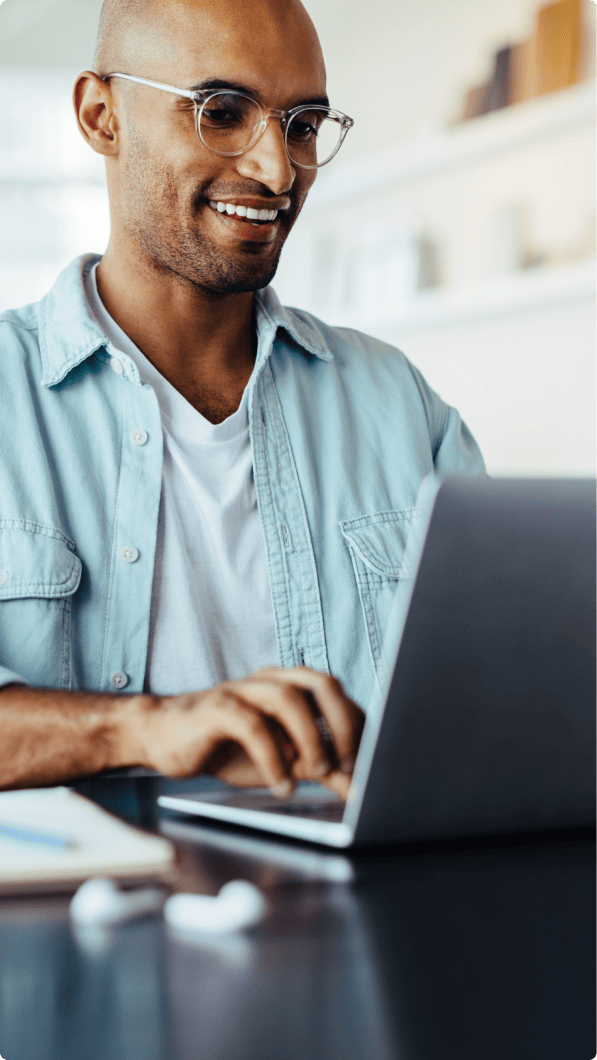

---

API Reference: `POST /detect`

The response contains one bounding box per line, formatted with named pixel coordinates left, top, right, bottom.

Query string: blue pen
left=0, top=823, right=76, bottom=850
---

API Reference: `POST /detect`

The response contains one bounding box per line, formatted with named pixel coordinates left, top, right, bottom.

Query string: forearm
left=0, top=667, right=364, bottom=796
left=0, top=684, right=150, bottom=789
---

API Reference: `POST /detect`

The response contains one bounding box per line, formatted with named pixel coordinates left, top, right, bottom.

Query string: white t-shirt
left=85, top=264, right=279, bottom=694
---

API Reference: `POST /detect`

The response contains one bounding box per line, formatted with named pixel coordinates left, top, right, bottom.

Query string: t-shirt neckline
left=86, top=262, right=255, bottom=446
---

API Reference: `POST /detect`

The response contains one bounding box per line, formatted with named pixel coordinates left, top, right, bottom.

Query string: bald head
left=94, top=0, right=175, bottom=77
left=81, top=0, right=328, bottom=297
left=93, top=0, right=323, bottom=85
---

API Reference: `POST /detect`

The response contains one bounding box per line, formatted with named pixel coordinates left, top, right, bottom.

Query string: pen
left=0, top=823, right=76, bottom=850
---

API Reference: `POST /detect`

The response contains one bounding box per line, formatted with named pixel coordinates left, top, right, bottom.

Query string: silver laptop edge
left=159, top=474, right=439, bottom=846
left=340, top=473, right=439, bottom=833
left=158, top=794, right=354, bottom=846
left=157, top=479, right=593, bottom=843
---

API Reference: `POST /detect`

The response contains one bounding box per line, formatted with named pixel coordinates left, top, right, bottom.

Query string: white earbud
left=69, top=877, right=164, bottom=926
left=164, top=880, right=266, bottom=936
left=69, top=877, right=266, bottom=935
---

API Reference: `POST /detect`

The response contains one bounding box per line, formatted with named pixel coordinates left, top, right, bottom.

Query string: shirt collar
left=254, top=286, right=333, bottom=363
left=39, top=254, right=110, bottom=387
left=38, top=253, right=334, bottom=388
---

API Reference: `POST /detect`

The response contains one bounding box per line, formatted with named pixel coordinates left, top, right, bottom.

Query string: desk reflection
left=0, top=792, right=593, bottom=1060
left=0, top=900, right=172, bottom=1060
left=160, top=814, right=594, bottom=1060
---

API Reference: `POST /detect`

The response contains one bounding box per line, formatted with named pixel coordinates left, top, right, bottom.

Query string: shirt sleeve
left=0, top=666, right=27, bottom=690
left=404, top=356, right=486, bottom=477
left=433, top=403, right=487, bottom=477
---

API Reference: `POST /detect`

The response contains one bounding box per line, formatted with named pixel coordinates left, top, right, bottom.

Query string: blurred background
left=0, top=0, right=594, bottom=476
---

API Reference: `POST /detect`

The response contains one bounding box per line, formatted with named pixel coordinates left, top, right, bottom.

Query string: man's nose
left=235, top=118, right=295, bottom=195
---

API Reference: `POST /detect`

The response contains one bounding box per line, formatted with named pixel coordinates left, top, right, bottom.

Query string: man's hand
left=0, top=669, right=364, bottom=798
left=130, top=667, right=364, bottom=799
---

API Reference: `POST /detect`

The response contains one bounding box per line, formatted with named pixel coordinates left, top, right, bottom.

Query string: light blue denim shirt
left=0, top=254, right=485, bottom=709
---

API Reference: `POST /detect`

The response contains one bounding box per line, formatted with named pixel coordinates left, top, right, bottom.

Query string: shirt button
left=110, top=357, right=124, bottom=375
left=130, top=428, right=148, bottom=446
left=0, top=567, right=8, bottom=586
left=110, top=671, right=129, bottom=689
left=121, top=546, right=139, bottom=563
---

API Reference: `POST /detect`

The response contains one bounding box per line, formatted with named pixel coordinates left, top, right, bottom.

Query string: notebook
left=0, top=786, right=175, bottom=894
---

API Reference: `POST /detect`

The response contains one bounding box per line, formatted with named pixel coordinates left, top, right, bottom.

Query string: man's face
left=111, top=0, right=326, bottom=294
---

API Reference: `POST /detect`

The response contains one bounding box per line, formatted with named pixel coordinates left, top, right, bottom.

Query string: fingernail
left=271, top=779, right=293, bottom=799
left=341, top=756, right=355, bottom=774
left=313, top=761, right=330, bottom=779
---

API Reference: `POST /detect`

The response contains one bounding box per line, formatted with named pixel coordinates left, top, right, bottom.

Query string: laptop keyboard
left=253, top=799, right=345, bottom=823
left=194, top=789, right=345, bottom=823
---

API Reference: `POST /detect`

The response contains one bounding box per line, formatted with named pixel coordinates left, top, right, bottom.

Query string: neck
left=96, top=245, right=257, bottom=424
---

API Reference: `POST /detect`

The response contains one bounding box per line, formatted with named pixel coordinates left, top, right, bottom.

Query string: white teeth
left=210, top=201, right=279, bottom=222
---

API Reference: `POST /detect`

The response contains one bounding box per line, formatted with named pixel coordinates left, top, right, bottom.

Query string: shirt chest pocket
left=0, top=524, right=82, bottom=690
left=340, top=510, right=420, bottom=675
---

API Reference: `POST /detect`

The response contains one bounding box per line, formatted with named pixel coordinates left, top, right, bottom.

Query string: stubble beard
left=138, top=213, right=286, bottom=294
left=118, top=137, right=291, bottom=294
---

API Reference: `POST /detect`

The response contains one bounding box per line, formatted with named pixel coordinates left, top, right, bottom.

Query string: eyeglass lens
left=199, top=92, right=344, bottom=167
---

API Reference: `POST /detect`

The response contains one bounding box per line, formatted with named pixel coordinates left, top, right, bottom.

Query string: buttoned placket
left=99, top=351, right=163, bottom=694
left=97, top=314, right=330, bottom=691
left=249, top=336, right=329, bottom=675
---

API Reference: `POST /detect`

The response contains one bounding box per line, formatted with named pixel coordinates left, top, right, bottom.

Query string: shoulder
left=0, top=301, right=41, bottom=362
left=283, top=303, right=440, bottom=397
left=276, top=302, right=453, bottom=452
left=0, top=300, right=40, bottom=337
left=0, top=303, right=43, bottom=398
left=279, top=305, right=485, bottom=475
left=0, top=299, right=42, bottom=371
left=283, top=301, right=411, bottom=370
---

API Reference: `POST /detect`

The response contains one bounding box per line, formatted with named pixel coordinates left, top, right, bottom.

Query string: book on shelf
left=462, top=0, right=585, bottom=120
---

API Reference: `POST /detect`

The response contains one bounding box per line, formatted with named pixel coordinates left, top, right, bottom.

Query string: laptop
left=158, top=477, right=596, bottom=847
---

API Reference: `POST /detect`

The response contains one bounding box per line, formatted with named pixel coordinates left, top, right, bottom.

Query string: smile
left=209, top=200, right=279, bottom=225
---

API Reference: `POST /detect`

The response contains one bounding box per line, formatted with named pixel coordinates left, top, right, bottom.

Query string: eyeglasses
left=103, top=74, right=354, bottom=169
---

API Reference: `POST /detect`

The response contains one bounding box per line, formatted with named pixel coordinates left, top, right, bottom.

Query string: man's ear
left=74, top=71, right=120, bottom=156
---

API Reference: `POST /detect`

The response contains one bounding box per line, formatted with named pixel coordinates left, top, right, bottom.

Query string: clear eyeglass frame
left=103, top=73, right=354, bottom=169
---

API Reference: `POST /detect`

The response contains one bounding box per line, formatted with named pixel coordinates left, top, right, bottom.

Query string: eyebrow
left=185, top=77, right=330, bottom=108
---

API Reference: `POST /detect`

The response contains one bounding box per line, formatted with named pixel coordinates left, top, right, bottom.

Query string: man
left=0, top=0, right=484, bottom=797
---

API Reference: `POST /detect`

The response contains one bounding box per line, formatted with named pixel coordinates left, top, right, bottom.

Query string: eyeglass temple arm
left=104, top=73, right=354, bottom=129
left=103, top=73, right=198, bottom=101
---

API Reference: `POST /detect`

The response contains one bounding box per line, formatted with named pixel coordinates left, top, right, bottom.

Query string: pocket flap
left=0, top=522, right=82, bottom=599
left=339, top=509, right=420, bottom=577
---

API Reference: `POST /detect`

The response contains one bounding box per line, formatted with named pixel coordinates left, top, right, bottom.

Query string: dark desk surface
left=0, top=777, right=594, bottom=1060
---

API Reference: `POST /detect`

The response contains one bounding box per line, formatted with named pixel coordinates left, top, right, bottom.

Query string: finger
left=320, top=770, right=352, bottom=801
left=200, top=693, right=295, bottom=798
left=227, top=679, right=333, bottom=780
left=252, top=668, right=365, bottom=773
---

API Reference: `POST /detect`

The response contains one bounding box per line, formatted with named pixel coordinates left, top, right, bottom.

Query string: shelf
left=327, top=259, right=595, bottom=336
left=306, top=82, right=596, bottom=213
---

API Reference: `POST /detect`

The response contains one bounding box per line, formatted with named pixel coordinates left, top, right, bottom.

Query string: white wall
left=1, top=0, right=594, bottom=476
left=276, top=2, right=597, bottom=476
left=0, top=0, right=102, bottom=70
left=271, top=78, right=595, bottom=478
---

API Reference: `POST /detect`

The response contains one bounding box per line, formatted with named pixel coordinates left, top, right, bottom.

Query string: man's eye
left=287, top=118, right=317, bottom=141
left=202, top=107, right=241, bottom=126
